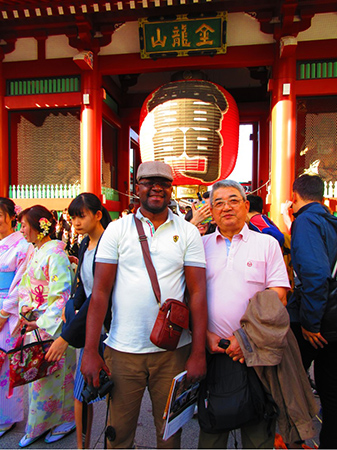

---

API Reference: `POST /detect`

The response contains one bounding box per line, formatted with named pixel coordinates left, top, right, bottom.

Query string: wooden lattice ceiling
left=0, top=0, right=336, bottom=21
left=0, top=1, right=336, bottom=50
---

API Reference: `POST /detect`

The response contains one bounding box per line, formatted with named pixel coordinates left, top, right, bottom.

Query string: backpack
left=198, top=352, right=278, bottom=434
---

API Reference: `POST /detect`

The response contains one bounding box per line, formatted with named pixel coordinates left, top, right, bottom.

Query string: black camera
left=218, top=338, right=230, bottom=349
left=81, top=369, right=114, bottom=403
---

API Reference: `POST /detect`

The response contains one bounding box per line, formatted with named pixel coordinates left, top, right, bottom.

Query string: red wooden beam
left=4, top=92, right=81, bottom=110
left=99, top=44, right=276, bottom=75
left=297, top=39, right=337, bottom=60
left=3, top=58, right=80, bottom=78
left=295, top=78, right=337, bottom=96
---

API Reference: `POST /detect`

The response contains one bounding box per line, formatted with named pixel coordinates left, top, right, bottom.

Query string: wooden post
left=269, top=37, right=297, bottom=230
left=80, top=52, right=102, bottom=196
left=0, top=51, right=9, bottom=197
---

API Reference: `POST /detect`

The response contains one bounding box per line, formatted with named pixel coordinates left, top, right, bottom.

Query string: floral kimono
left=0, top=231, right=33, bottom=431
left=18, top=239, right=76, bottom=439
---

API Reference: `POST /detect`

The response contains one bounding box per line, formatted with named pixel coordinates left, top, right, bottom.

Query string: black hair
left=18, top=205, right=56, bottom=237
left=293, top=174, right=324, bottom=202
left=68, top=193, right=111, bottom=229
left=50, top=209, right=59, bottom=222
left=0, top=197, right=17, bottom=228
left=246, top=194, right=263, bottom=213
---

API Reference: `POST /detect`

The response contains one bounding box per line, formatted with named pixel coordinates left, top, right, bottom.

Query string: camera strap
left=104, top=392, right=116, bottom=447
left=104, top=393, right=110, bottom=448
left=81, top=401, right=88, bottom=448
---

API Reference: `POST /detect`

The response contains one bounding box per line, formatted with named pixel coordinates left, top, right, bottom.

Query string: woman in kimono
left=0, top=198, right=33, bottom=438
left=17, top=205, right=76, bottom=448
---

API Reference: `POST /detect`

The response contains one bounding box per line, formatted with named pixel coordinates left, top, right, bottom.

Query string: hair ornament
left=38, top=217, right=52, bottom=240
left=14, top=205, right=22, bottom=215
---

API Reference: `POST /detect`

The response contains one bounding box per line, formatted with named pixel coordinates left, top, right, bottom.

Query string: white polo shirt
left=202, top=223, right=290, bottom=339
left=96, top=208, right=206, bottom=353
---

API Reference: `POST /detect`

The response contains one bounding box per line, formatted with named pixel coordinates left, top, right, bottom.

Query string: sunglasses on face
left=138, top=180, right=172, bottom=189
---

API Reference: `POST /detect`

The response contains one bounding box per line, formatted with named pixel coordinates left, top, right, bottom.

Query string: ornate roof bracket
left=0, top=33, right=16, bottom=58
left=256, top=0, right=313, bottom=40
left=67, top=15, right=122, bottom=53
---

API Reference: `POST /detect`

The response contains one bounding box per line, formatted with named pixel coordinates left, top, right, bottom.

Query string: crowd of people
left=0, top=161, right=336, bottom=449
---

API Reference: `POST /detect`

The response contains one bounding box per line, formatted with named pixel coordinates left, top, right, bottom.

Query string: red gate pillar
left=0, top=52, right=9, bottom=197
left=269, top=37, right=297, bottom=230
left=80, top=52, right=102, bottom=196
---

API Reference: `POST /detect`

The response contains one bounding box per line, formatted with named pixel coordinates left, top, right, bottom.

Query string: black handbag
left=198, top=351, right=277, bottom=434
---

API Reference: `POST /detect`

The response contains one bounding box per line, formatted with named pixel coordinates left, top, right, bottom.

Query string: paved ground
left=1, top=386, right=201, bottom=449
left=1, top=384, right=321, bottom=449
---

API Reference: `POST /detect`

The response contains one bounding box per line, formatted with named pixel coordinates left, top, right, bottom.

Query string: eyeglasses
left=212, top=198, right=243, bottom=209
left=138, top=180, right=172, bottom=189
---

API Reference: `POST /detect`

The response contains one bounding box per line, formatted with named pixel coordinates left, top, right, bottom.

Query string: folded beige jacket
left=234, top=289, right=319, bottom=444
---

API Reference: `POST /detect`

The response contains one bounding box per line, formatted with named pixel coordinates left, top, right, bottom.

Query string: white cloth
left=81, top=247, right=95, bottom=298
left=202, top=223, right=290, bottom=338
left=96, top=209, right=206, bottom=353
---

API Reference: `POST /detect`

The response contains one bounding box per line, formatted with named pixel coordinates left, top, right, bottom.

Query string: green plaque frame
left=139, top=12, right=227, bottom=59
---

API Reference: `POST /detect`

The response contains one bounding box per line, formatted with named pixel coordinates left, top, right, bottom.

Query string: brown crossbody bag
left=134, top=215, right=189, bottom=351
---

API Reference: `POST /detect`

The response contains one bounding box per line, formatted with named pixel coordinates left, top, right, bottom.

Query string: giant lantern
left=139, top=79, right=239, bottom=186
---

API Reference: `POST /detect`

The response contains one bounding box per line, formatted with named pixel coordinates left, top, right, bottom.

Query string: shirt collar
left=215, top=222, right=249, bottom=242
left=135, top=207, right=174, bottom=224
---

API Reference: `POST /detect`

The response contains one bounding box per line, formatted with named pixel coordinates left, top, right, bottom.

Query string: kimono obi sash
left=0, top=271, right=15, bottom=293
left=30, top=278, right=48, bottom=307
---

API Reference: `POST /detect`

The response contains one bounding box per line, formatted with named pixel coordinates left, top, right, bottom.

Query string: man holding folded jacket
left=199, top=179, right=290, bottom=449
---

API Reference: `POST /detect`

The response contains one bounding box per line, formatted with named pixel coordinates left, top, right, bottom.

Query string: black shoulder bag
left=198, top=350, right=278, bottom=434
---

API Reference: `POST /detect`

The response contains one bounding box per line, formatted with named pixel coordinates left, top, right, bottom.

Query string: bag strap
left=133, top=215, right=161, bottom=306
left=70, top=263, right=81, bottom=298
left=19, top=325, right=42, bottom=363
left=104, top=393, right=116, bottom=447
left=71, top=234, right=101, bottom=298
left=69, top=237, right=89, bottom=298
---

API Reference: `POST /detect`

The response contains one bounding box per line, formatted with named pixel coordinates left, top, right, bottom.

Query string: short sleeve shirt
left=202, top=223, right=290, bottom=338
left=96, top=208, right=206, bottom=353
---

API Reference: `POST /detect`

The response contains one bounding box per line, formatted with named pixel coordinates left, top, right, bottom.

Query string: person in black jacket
left=46, top=193, right=111, bottom=449
left=287, top=174, right=337, bottom=449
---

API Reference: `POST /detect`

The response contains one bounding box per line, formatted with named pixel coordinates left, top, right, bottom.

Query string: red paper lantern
left=139, top=79, right=239, bottom=186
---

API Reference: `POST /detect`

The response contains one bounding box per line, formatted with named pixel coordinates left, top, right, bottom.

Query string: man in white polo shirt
left=81, top=161, right=207, bottom=449
left=199, top=179, right=290, bottom=449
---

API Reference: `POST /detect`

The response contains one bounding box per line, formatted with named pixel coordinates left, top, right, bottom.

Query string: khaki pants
left=104, top=344, right=191, bottom=449
left=198, top=417, right=276, bottom=449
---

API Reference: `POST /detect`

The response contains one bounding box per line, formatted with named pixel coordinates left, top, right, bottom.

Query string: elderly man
left=199, top=179, right=290, bottom=449
left=81, top=161, right=207, bottom=449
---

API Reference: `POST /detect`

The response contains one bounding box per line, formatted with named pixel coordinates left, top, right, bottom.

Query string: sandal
left=19, top=431, right=46, bottom=448
left=0, top=423, right=16, bottom=438
left=44, top=421, right=76, bottom=444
